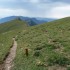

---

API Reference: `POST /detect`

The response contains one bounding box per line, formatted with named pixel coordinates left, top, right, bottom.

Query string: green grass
left=0, top=18, right=29, bottom=33
left=12, top=17, right=70, bottom=70
left=0, top=17, right=70, bottom=70
left=0, top=33, right=12, bottom=63
left=0, top=19, right=29, bottom=63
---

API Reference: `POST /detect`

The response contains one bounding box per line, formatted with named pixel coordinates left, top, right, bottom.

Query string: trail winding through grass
left=4, top=38, right=17, bottom=70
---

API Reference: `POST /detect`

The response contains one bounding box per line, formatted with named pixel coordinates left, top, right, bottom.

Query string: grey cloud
left=41, top=0, right=70, bottom=3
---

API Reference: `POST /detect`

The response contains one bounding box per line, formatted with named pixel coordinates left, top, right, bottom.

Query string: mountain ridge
left=0, top=16, right=56, bottom=26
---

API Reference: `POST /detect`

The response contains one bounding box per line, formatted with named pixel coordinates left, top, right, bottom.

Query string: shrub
left=67, top=67, right=70, bottom=70
left=35, top=44, right=57, bottom=51
left=33, top=50, right=40, bottom=57
left=47, top=53, right=70, bottom=66
left=34, top=47, right=42, bottom=50
left=43, top=44, right=56, bottom=49
left=15, top=38, right=18, bottom=41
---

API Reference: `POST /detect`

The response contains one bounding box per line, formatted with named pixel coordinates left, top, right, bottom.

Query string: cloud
left=0, top=0, right=17, bottom=2
left=46, top=5, right=70, bottom=18
left=0, top=8, right=28, bottom=18
left=49, top=0, right=70, bottom=3
left=29, top=0, right=40, bottom=3
left=0, top=0, right=70, bottom=18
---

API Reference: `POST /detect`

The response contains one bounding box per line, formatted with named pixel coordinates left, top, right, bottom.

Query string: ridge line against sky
left=0, top=0, right=70, bottom=19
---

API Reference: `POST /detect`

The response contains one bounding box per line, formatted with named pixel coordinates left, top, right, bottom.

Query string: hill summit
left=0, top=18, right=28, bottom=33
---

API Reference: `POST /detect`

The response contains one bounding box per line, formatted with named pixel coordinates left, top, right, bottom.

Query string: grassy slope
left=0, top=19, right=28, bottom=63
left=0, top=18, right=29, bottom=33
left=13, top=17, right=70, bottom=70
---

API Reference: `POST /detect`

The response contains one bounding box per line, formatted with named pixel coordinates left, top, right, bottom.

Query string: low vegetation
left=13, top=17, right=70, bottom=70
left=0, top=17, right=70, bottom=70
left=0, top=18, right=28, bottom=64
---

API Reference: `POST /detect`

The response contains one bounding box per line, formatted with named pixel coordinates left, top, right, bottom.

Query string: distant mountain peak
left=15, top=17, right=22, bottom=21
left=0, top=16, right=56, bottom=26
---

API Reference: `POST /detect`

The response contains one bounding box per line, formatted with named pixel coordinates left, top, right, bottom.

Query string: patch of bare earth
left=0, top=64, right=4, bottom=70
left=48, top=65, right=67, bottom=70
left=4, top=38, right=17, bottom=70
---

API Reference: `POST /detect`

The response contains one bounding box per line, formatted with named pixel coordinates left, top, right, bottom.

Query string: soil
left=4, top=38, right=17, bottom=70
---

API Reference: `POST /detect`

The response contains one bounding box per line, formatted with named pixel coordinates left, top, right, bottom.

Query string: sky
left=0, top=0, right=70, bottom=18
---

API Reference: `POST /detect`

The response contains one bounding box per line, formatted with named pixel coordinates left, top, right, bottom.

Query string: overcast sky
left=0, top=0, right=70, bottom=18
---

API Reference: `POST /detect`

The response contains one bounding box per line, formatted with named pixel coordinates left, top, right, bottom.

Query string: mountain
left=36, top=17, right=55, bottom=22
left=0, top=16, right=56, bottom=26
left=0, top=18, right=28, bottom=33
left=20, top=17, right=38, bottom=26
left=0, top=16, right=17, bottom=24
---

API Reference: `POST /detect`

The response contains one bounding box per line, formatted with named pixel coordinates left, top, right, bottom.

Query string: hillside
left=0, top=18, right=29, bottom=33
left=0, top=19, right=28, bottom=67
left=12, top=17, right=70, bottom=70
left=0, top=17, right=70, bottom=70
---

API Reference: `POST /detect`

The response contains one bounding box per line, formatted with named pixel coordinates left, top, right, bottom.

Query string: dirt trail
left=4, top=38, right=17, bottom=70
left=0, top=63, right=4, bottom=70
